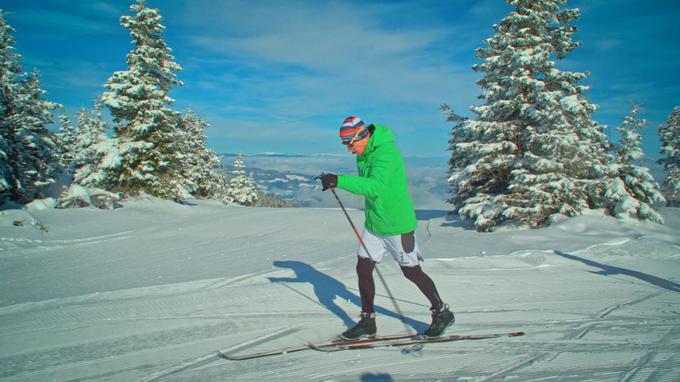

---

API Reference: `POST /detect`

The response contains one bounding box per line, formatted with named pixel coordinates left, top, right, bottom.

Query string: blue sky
left=3, top=0, right=679, bottom=162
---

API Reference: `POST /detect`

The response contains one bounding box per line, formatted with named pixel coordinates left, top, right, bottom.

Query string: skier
left=319, top=116, right=455, bottom=340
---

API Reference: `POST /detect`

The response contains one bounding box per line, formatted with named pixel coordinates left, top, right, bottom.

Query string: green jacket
left=337, top=124, right=417, bottom=236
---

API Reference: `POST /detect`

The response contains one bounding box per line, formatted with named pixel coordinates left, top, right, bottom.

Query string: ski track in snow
left=478, top=291, right=664, bottom=381
left=0, top=230, right=134, bottom=244
left=141, top=327, right=300, bottom=382
left=0, top=201, right=679, bottom=381
left=0, top=231, right=134, bottom=255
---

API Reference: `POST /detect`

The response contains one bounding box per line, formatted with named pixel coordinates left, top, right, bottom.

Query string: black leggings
left=356, top=256, right=443, bottom=313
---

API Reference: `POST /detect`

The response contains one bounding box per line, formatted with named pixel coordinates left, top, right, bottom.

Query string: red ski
left=218, top=333, right=417, bottom=361
left=309, top=331, right=525, bottom=352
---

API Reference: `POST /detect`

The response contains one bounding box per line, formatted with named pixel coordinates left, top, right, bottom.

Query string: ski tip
left=217, top=351, right=231, bottom=360
left=510, top=331, right=525, bottom=337
left=217, top=350, right=247, bottom=361
left=307, top=342, right=337, bottom=352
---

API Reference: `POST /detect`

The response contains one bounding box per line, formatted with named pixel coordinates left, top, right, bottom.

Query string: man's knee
left=400, top=264, right=423, bottom=281
left=357, top=256, right=375, bottom=277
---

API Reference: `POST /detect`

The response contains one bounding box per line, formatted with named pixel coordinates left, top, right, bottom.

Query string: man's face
left=345, top=135, right=370, bottom=155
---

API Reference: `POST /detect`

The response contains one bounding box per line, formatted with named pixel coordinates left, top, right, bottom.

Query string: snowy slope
left=1, top=199, right=679, bottom=381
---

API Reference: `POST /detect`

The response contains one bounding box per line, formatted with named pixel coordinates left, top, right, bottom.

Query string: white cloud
left=177, top=0, right=479, bottom=123
left=7, top=5, right=122, bottom=35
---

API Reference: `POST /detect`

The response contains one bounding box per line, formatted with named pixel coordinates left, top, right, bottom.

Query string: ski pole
left=327, top=186, right=413, bottom=335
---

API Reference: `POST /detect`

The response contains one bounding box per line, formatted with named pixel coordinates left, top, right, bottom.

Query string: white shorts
left=357, top=229, right=423, bottom=267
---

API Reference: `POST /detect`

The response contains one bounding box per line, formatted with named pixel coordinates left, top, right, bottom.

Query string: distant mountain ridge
left=220, top=153, right=667, bottom=209
left=220, top=153, right=449, bottom=209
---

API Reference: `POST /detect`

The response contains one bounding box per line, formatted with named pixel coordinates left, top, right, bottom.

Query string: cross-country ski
left=218, top=333, right=417, bottom=360
left=219, top=331, right=525, bottom=360
left=309, top=331, right=526, bottom=352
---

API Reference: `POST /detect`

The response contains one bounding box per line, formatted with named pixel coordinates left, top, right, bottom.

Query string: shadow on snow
left=414, top=209, right=449, bottom=221
left=269, top=260, right=428, bottom=332
left=360, top=373, right=394, bottom=381
left=555, top=250, right=680, bottom=293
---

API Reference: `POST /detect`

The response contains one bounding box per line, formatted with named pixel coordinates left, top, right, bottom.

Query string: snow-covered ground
left=1, top=199, right=679, bottom=381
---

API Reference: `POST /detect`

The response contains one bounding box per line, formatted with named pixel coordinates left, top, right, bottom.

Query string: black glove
left=319, top=173, right=338, bottom=191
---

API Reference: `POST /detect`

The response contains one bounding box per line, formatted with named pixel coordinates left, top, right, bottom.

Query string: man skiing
left=319, top=116, right=455, bottom=340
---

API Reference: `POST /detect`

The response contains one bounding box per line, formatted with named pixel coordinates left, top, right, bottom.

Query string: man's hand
left=319, top=173, right=338, bottom=191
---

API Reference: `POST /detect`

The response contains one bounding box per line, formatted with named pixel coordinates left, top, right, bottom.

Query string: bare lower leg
left=400, top=265, right=443, bottom=311
left=356, top=256, right=376, bottom=313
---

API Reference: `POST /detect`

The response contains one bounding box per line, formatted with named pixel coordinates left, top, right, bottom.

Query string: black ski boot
left=339, top=312, right=377, bottom=341
left=424, top=304, right=455, bottom=338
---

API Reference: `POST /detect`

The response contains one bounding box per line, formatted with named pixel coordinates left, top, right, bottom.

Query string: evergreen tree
left=605, top=106, right=665, bottom=223
left=657, top=106, right=680, bottom=206
left=72, top=100, right=111, bottom=188
left=253, top=190, right=298, bottom=208
left=446, top=0, right=612, bottom=231
left=98, top=0, right=183, bottom=198
left=0, top=12, right=61, bottom=204
left=176, top=110, right=229, bottom=199
left=224, top=155, right=258, bottom=206
left=57, top=112, right=78, bottom=168
left=0, top=132, right=8, bottom=202
left=0, top=10, right=22, bottom=203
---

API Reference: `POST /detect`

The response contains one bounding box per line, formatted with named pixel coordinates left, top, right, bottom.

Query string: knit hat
left=339, top=116, right=370, bottom=145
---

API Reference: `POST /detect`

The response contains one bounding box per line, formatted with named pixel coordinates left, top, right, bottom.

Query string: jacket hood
left=366, top=124, right=394, bottom=153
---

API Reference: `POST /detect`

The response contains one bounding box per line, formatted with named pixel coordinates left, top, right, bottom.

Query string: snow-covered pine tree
left=253, top=190, right=298, bottom=208
left=0, top=134, right=8, bottom=203
left=72, top=100, right=111, bottom=188
left=0, top=11, right=61, bottom=204
left=6, top=70, right=61, bottom=204
left=99, top=0, right=184, bottom=199
left=442, top=104, right=509, bottom=230
left=657, top=106, right=680, bottom=206
left=56, top=100, right=123, bottom=209
left=447, top=0, right=612, bottom=231
left=0, top=10, right=21, bottom=203
left=57, top=113, right=78, bottom=168
left=176, top=110, right=229, bottom=199
left=605, top=105, right=665, bottom=223
left=224, top=155, right=258, bottom=206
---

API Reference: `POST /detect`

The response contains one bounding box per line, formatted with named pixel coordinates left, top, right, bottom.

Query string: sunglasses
left=341, top=131, right=365, bottom=146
